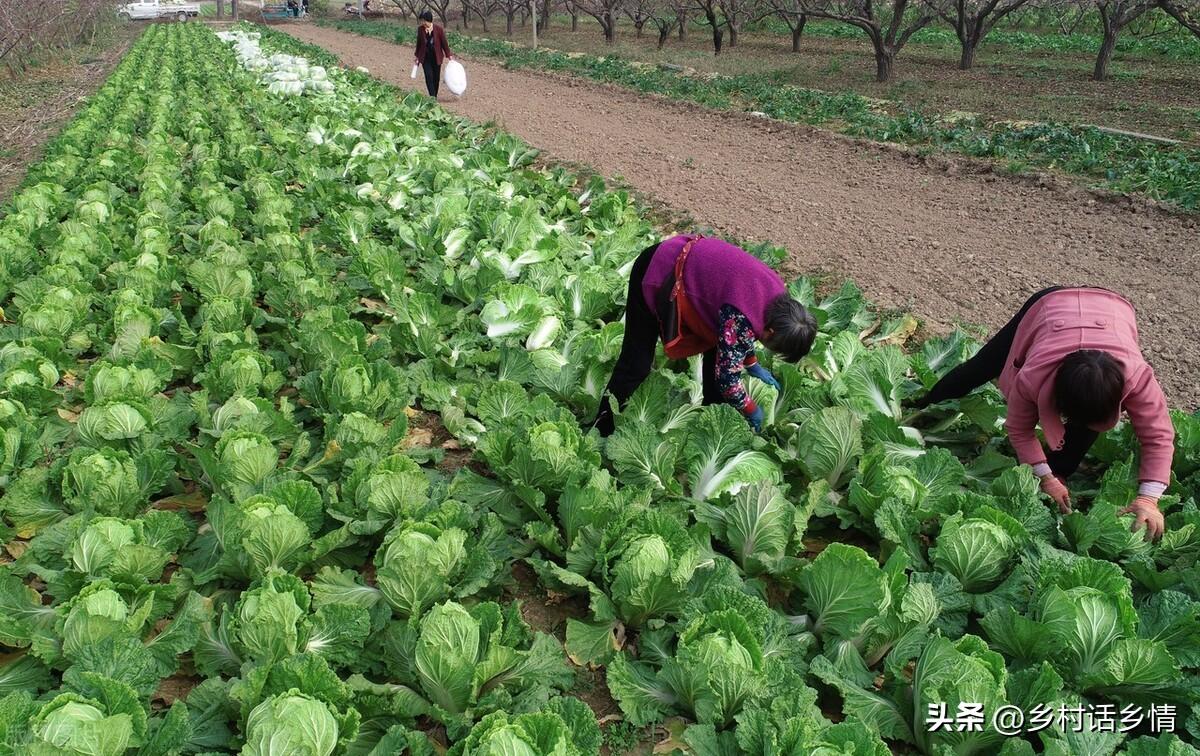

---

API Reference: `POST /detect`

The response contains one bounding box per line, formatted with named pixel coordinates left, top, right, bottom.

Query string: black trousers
left=422, top=55, right=441, bottom=97
left=589, top=243, right=721, bottom=436
left=918, top=286, right=1098, bottom=477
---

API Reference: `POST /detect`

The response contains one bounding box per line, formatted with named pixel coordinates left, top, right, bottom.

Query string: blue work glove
left=746, top=405, right=764, bottom=433
left=746, top=363, right=781, bottom=391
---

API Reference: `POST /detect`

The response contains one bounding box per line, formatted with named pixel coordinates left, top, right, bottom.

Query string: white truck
left=118, top=1, right=202, bottom=21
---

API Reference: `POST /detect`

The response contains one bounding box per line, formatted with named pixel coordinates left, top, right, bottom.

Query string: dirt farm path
left=287, top=24, right=1200, bottom=409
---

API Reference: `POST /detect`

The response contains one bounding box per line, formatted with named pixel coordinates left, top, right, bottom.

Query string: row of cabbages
left=216, top=29, right=335, bottom=94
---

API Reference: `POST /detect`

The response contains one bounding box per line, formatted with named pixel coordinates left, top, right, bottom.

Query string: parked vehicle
left=118, top=1, right=201, bottom=21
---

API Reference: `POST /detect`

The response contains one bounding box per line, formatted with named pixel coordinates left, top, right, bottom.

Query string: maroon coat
left=414, top=24, right=452, bottom=66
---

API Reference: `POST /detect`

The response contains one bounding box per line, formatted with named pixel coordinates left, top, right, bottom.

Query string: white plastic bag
left=443, top=59, right=466, bottom=96
left=410, top=64, right=418, bottom=80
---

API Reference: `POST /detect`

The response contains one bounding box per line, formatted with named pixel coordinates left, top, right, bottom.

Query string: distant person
left=911, top=287, right=1174, bottom=541
left=413, top=10, right=453, bottom=99
left=587, top=234, right=817, bottom=437
left=301, top=0, right=309, bottom=15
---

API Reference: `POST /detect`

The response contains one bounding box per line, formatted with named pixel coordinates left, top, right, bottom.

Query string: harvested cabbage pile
left=217, top=29, right=335, bottom=95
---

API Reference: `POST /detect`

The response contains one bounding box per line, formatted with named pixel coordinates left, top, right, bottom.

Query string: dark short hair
left=761, top=295, right=817, bottom=363
left=1054, top=349, right=1124, bottom=426
left=419, top=10, right=434, bottom=21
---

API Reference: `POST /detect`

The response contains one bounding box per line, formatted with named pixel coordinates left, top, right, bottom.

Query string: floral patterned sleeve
left=715, top=304, right=760, bottom=414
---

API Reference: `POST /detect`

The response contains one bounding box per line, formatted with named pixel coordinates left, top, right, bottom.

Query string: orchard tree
left=1159, top=0, right=1200, bottom=34
left=498, top=0, right=524, bottom=33
left=799, top=0, right=937, bottom=80
left=766, top=0, right=810, bottom=51
left=924, top=0, right=1033, bottom=68
left=462, top=0, right=502, bottom=29
left=625, top=0, right=654, bottom=35
left=671, top=0, right=691, bottom=36
left=573, top=0, right=624, bottom=39
left=693, top=0, right=727, bottom=51
left=392, top=0, right=453, bottom=21
left=563, top=0, right=583, bottom=28
left=640, top=0, right=686, bottom=45
left=718, top=0, right=766, bottom=46
left=577, top=0, right=623, bottom=40
left=1092, top=0, right=1157, bottom=79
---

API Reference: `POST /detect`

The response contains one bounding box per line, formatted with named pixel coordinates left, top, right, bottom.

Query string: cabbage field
left=1, top=20, right=1199, bottom=756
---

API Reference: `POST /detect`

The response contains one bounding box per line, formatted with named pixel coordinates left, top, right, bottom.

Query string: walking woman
left=413, top=11, right=453, bottom=99
left=589, top=234, right=818, bottom=437
left=912, top=287, right=1174, bottom=540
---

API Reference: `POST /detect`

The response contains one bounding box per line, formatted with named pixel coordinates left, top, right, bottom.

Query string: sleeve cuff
left=742, top=398, right=758, bottom=415
left=743, top=354, right=758, bottom=367
left=1031, top=463, right=1052, bottom=478
left=1138, top=481, right=1168, bottom=499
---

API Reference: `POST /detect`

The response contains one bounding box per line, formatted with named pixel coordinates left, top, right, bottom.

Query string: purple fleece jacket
left=640, top=235, right=786, bottom=338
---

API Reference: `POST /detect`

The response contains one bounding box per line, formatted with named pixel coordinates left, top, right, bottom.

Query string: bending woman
left=413, top=10, right=453, bottom=99
left=913, top=287, right=1174, bottom=540
left=590, top=234, right=818, bottom=437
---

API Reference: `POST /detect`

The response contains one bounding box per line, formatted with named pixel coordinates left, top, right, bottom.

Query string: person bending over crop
left=911, top=287, right=1174, bottom=541
left=589, top=234, right=817, bottom=438
left=413, top=11, right=453, bottom=99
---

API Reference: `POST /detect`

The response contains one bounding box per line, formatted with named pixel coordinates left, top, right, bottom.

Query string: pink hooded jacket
left=997, top=288, right=1174, bottom=485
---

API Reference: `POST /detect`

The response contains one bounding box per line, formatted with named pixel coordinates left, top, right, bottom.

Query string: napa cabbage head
left=30, top=693, right=136, bottom=756
left=610, top=531, right=699, bottom=627
left=931, top=511, right=1021, bottom=594
left=243, top=691, right=339, bottom=756
left=62, top=447, right=145, bottom=518
left=61, top=584, right=134, bottom=659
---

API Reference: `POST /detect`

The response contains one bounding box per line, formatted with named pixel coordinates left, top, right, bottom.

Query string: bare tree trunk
left=728, top=22, right=738, bottom=45
left=869, top=34, right=895, bottom=81
left=506, top=10, right=514, bottom=32
left=572, top=11, right=579, bottom=28
left=658, top=23, right=670, bottom=46
left=635, top=18, right=645, bottom=35
left=704, top=8, right=723, bottom=52
left=603, top=11, right=615, bottom=41
left=678, top=12, right=687, bottom=37
left=791, top=14, right=806, bottom=50
left=959, top=32, right=978, bottom=68
left=217, top=0, right=224, bottom=18
left=1093, top=17, right=1118, bottom=80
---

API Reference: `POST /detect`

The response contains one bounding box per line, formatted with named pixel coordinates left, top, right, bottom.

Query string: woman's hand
left=746, top=363, right=780, bottom=391
left=1119, top=496, right=1165, bottom=542
left=1039, top=475, right=1071, bottom=514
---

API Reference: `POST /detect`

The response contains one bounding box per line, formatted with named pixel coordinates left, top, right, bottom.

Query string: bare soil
left=288, top=23, right=1200, bottom=409
left=504, top=561, right=626, bottom=732
left=450, top=19, right=1200, bottom=142
left=0, top=30, right=136, bottom=203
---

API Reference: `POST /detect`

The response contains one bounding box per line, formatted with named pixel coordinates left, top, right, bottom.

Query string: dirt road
left=287, top=24, right=1199, bottom=408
